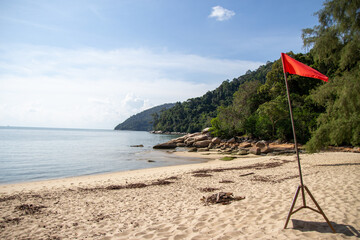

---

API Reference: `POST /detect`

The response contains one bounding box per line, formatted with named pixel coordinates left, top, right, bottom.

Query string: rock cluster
left=150, top=130, right=187, bottom=135
left=153, top=128, right=299, bottom=155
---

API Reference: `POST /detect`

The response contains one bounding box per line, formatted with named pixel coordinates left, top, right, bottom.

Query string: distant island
left=114, top=103, right=175, bottom=131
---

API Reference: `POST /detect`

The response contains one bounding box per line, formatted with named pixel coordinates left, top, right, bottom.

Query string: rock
left=130, top=144, right=144, bottom=147
left=238, top=142, right=252, bottom=148
left=194, top=134, right=209, bottom=142
left=153, top=142, right=177, bottom=149
left=188, top=132, right=201, bottom=138
left=261, top=146, right=273, bottom=154
left=173, top=137, right=186, bottom=143
left=255, top=141, right=266, bottom=148
left=186, top=141, right=195, bottom=147
left=201, top=127, right=211, bottom=134
left=352, top=147, right=360, bottom=153
left=197, top=148, right=209, bottom=152
left=193, top=140, right=212, bottom=148
left=238, top=150, right=248, bottom=155
left=211, top=137, right=222, bottom=144
left=222, top=149, right=233, bottom=153
left=188, top=147, right=197, bottom=152
left=147, top=160, right=155, bottom=162
left=227, top=138, right=236, bottom=143
left=249, top=147, right=261, bottom=155
left=185, top=137, right=195, bottom=144
left=176, top=143, right=186, bottom=147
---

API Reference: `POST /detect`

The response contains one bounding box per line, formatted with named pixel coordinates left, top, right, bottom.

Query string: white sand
left=0, top=152, right=359, bottom=239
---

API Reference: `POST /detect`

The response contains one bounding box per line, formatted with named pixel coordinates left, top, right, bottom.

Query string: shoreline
left=0, top=149, right=208, bottom=188
left=1, top=151, right=359, bottom=239
left=0, top=150, right=266, bottom=194
left=0, top=151, right=213, bottom=194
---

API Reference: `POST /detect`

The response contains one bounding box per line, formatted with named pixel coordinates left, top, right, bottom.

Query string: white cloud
left=209, top=6, right=235, bottom=21
left=0, top=45, right=263, bottom=129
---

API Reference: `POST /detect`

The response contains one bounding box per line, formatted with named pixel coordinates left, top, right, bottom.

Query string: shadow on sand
left=291, top=219, right=360, bottom=238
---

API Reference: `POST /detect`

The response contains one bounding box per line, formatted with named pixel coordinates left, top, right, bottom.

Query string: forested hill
left=152, top=62, right=273, bottom=133
left=114, top=103, right=175, bottom=131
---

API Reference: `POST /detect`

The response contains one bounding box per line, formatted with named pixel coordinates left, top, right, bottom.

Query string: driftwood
left=239, top=172, right=254, bottom=177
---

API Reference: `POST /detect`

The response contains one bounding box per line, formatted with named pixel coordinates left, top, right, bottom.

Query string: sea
left=0, top=127, right=204, bottom=184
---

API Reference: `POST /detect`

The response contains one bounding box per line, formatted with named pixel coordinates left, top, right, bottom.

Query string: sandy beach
left=0, top=151, right=359, bottom=239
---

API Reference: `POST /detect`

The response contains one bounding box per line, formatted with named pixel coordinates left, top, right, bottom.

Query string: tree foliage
left=303, top=0, right=360, bottom=151
left=210, top=53, right=322, bottom=143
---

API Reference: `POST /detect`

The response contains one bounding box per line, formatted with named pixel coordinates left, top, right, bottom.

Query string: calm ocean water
left=0, top=127, right=204, bottom=184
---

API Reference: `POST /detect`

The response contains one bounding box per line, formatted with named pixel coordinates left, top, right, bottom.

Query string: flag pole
left=281, top=53, right=336, bottom=233
left=282, top=71, right=305, bottom=204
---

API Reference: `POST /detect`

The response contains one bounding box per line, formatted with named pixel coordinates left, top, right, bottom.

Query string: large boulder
left=261, top=146, right=274, bottom=154
left=173, top=136, right=187, bottom=143
left=201, top=127, right=211, bottom=134
left=153, top=142, right=177, bottom=149
left=188, top=147, right=197, bottom=152
left=239, top=142, right=252, bottom=148
left=255, top=141, right=267, bottom=148
left=193, top=140, right=212, bottom=148
left=238, top=150, right=249, bottom=155
left=249, top=147, right=261, bottom=155
left=211, top=137, right=222, bottom=144
left=194, top=134, right=209, bottom=142
left=188, top=132, right=201, bottom=138
left=185, top=137, right=196, bottom=146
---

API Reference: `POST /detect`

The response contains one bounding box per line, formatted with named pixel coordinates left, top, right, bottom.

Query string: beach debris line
left=239, top=172, right=254, bottom=177
left=198, top=187, right=220, bottom=192
left=219, top=180, right=234, bottom=183
left=201, top=192, right=245, bottom=205
left=1, top=217, right=22, bottom=226
left=191, top=159, right=291, bottom=176
left=192, top=173, right=213, bottom=177
left=15, top=204, right=47, bottom=215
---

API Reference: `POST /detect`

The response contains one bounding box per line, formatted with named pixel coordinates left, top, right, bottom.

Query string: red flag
left=281, top=53, right=328, bottom=82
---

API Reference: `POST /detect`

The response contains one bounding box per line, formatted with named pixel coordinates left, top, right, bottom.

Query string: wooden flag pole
left=282, top=69, right=336, bottom=233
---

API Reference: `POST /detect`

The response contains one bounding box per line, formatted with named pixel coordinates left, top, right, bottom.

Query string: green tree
left=303, top=0, right=360, bottom=151
left=256, top=96, right=289, bottom=139
left=210, top=81, right=261, bottom=138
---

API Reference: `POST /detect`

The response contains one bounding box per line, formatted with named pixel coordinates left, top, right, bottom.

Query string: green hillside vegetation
left=153, top=0, right=360, bottom=152
left=152, top=62, right=273, bottom=133
left=114, top=103, right=175, bottom=131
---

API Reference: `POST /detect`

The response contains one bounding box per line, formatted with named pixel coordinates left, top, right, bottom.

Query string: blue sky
left=0, top=0, right=325, bottom=129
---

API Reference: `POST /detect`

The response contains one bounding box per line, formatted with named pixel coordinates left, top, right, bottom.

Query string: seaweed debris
left=15, top=204, right=47, bottom=215
left=201, top=192, right=245, bottom=205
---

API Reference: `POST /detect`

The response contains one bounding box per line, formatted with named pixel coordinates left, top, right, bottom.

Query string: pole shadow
left=291, top=219, right=360, bottom=238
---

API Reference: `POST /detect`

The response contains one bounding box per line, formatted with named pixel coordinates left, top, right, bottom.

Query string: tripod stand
left=282, top=70, right=336, bottom=233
